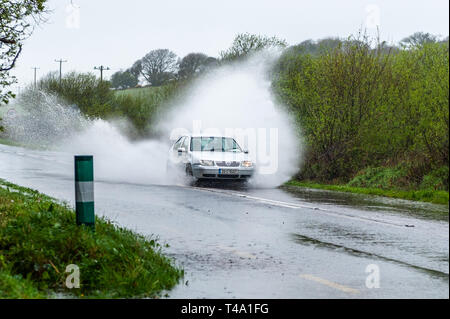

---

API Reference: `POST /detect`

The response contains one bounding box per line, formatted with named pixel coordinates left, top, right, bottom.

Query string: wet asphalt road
left=0, top=144, right=448, bottom=298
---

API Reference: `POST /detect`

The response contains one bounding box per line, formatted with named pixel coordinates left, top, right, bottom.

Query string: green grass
left=0, top=137, right=49, bottom=150
left=284, top=180, right=449, bottom=205
left=114, top=86, right=167, bottom=99
left=112, top=83, right=182, bottom=133
left=0, top=269, right=45, bottom=298
left=0, top=137, right=22, bottom=147
left=0, top=179, right=183, bottom=298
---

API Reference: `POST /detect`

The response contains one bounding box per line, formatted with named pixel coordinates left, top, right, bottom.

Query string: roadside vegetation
left=284, top=163, right=449, bottom=204
left=31, top=71, right=183, bottom=136
left=0, top=179, right=183, bottom=298
left=285, top=181, right=449, bottom=205
left=0, top=137, right=24, bottom=148
left=273, top=32, right=448, bottom=204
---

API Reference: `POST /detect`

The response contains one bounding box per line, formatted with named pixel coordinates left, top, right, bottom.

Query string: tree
left=177, top=53, right=217, bottom=79
left=285, top=37, right=342, bottom=56
left=110, top=70, right=138, bottom=89
left=220, top=33, right=287, bottom=61
left=135, top=49, right=178, bottom=86
left=128, top=60, right=142, bottom=78
left=0, top=0, right=47, bottom=131
left=0, top=0, right=47, bottom=105
left=400, top=32, right=438, bottom=49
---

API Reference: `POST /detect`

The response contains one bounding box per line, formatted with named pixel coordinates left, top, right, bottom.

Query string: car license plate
left=219, top=169, right=238, bottom=175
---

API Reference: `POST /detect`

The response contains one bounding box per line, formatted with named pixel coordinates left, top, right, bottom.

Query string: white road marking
left=299, top=274, right=360, bottom=294
left=182, top=185, right=409, bottom=228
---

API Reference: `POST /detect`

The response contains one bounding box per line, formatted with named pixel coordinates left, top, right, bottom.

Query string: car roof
left=185, top=134, right=235, bottom=138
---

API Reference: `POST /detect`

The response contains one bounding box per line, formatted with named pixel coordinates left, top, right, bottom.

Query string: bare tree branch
left=0, top=44, right=21, bottom=72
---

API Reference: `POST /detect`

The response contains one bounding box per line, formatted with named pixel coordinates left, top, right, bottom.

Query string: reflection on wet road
left=0, top=144, right=448, bottom=298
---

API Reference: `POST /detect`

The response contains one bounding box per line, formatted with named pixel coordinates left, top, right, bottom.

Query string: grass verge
left=284, top=180, right=449, bottom=205
left=0, top=137, right=44, bottom=150
left=0, top=137, right=23, bottom=148
left=0, top=179, right=183, bottom=298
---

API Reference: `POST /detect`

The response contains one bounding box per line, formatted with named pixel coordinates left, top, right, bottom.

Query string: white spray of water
left=156, top=52, right=302, bottom=187
left=60, top=120, right=170, bottom=185
left=3, top=91, right=88, bottom=146
left=5, top=52, right=302, bottom=187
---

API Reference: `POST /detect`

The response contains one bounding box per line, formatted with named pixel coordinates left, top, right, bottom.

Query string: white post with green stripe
left=74, top=155, right=95, bottom=230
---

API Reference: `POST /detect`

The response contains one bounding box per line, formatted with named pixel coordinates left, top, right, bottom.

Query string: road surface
left=0, top=143, right=448, bottom=298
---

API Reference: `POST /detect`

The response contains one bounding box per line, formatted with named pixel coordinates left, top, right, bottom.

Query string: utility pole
left=31, top=67, right=40, bottom=89
left=94, top=65, right=110, bottom=82
left=55, top=59, right=67, bottom=84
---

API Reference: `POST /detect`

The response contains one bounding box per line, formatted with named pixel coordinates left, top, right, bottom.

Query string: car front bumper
left=192, top=165, right=254, bottom=179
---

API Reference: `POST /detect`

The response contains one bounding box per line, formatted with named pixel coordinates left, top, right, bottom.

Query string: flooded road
left=0, top=143, right=448, bottom=298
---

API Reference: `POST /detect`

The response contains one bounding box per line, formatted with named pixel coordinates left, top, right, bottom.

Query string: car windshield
left=190, top=137, right=242, bottom=152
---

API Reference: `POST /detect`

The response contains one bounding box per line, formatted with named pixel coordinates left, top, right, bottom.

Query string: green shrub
left=347, top=166, right=406, bottom=189
left=38, top=71, right=115, bottom=119
left=273, top=35, right=449, bottom=184
left=0, top=269, right=44, bottom=299
left=421, top=166, right=449, bottom=191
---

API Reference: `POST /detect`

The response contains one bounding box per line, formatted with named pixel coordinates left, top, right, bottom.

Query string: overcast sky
left=11, top=0, right=449, bottom=88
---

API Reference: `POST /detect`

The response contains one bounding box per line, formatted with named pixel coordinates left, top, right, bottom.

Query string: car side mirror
left=178, top=147, right=186, bottom=154
left=243, top=149, right=249, bottom=154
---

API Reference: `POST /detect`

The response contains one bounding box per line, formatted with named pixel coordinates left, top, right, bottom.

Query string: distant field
left=114, top=82, right=183, bottom=101
left=114, top=86, right=163, bottom=98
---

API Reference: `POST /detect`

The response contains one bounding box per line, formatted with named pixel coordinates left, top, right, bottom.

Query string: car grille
left=216, top=161, right=240, bottom=167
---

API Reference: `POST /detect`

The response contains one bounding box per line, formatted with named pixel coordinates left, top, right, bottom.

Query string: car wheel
left=185, top=163, right=193, bottom=176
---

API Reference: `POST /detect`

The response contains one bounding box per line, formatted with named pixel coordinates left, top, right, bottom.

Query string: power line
left=94, top=65, right=110, bottom=82
left=31, top=67, right=40, bottom=89
left=55, top=59, right=67, bottom=84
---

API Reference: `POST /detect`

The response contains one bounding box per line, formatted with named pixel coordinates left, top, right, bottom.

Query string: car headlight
left=241, top=161, right=253, bottom=167
left=199, top=160, right=215, bottom=166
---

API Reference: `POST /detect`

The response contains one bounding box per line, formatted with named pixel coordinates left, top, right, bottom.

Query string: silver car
left=167, top=135, right=255, bottom=180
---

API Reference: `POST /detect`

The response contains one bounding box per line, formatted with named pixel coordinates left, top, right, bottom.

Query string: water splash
left=157, top=51, right=302, bottom=187
left=3, top=90, right=88, bottom=147
left=3, top=52, right=302, bottom=187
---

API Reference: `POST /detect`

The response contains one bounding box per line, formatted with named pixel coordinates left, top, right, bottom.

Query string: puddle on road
left=281, top=185, right=449, bottom=221
left=291, top=233, right=449, bottom=281
left=166, top=246, right=279, bottom=273
left=184, top=178, right=448, bottom=222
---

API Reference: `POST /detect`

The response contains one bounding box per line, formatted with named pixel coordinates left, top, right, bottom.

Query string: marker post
left=74, top=155, right=95, bottom=230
